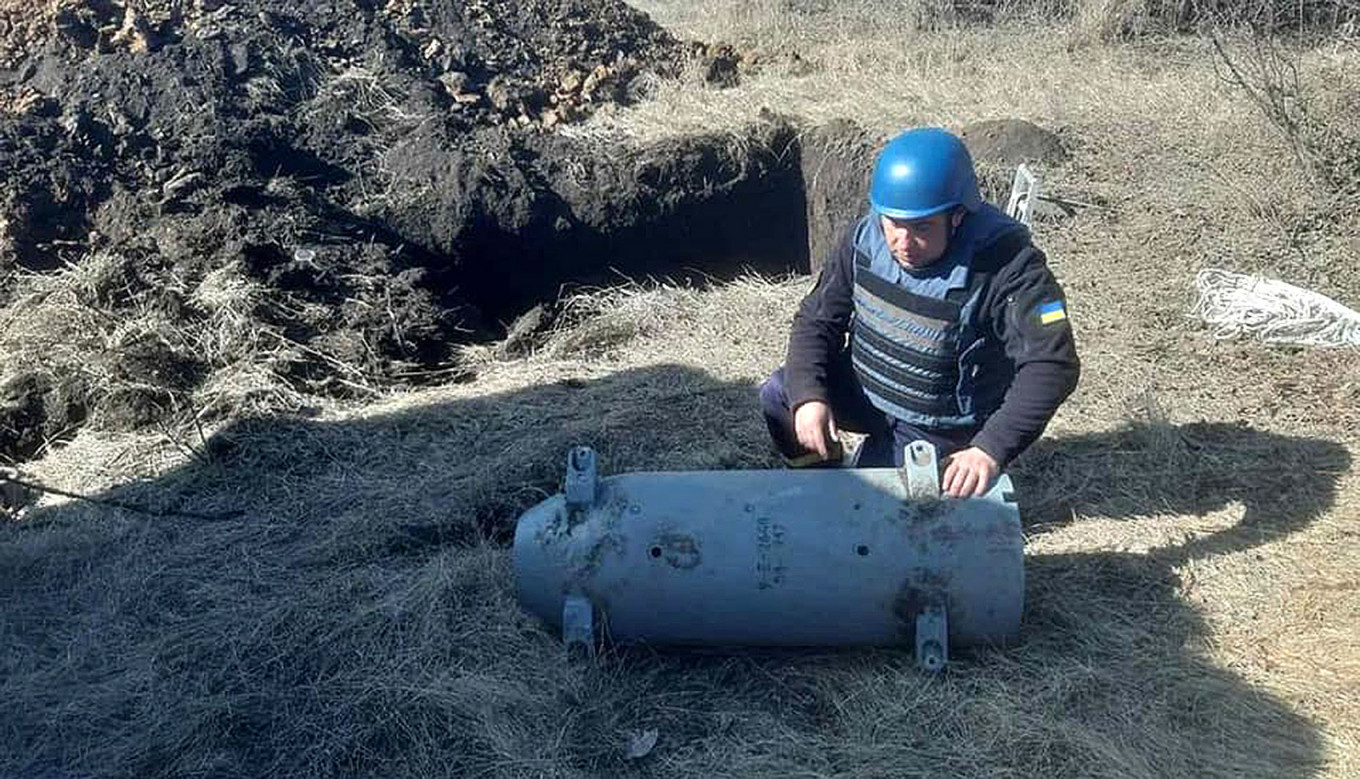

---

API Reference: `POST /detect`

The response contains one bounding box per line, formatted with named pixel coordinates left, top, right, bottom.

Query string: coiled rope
left=1192, top=268, right=1360, bottom=348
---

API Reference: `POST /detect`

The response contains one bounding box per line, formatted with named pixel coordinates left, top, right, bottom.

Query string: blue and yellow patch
left=1038, top=300, right=1067, bottom=325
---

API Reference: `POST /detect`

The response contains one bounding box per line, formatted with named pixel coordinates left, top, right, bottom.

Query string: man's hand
left=793, top=401, right=840, bottom=460
left=941, top=446, right=999, bottom=498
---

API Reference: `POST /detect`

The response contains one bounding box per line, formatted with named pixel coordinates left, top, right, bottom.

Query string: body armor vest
left=850, top=204, right=1029, bottom=430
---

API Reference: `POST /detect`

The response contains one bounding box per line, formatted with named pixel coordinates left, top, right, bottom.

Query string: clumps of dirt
left=0, top=0, right=803, bottom=464
left=0, top=99, right=112, bottom=272
left=92, top=331, right=209, bottom=430
left=0, top=372, right=87, bottom=463
left=378, top=0, right=685, bottom=128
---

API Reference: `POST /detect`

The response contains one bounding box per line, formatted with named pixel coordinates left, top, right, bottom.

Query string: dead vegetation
left=4, top=1, right=1360, bottom=778
left=6, top=267, right=1358, bottom=777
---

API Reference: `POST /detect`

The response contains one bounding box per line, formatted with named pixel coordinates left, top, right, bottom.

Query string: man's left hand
left=941, top=447, right=999, bottom=498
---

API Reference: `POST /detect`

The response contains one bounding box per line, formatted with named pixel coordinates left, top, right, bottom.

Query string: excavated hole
left=0, top=122, right=845, bottom=468
left=447, top=125, right=816, bottom=326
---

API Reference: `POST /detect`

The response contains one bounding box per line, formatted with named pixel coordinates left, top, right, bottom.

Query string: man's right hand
left=794, top=401, right=840, bottom=460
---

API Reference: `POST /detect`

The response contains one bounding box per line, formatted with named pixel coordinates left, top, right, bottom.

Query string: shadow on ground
left=0, top=366, right=1343, bottom=777
left=1012, top=421, right=1350, bottom=564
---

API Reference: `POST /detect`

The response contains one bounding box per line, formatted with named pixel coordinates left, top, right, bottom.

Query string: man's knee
left=758, top=367, right=790, bottom=416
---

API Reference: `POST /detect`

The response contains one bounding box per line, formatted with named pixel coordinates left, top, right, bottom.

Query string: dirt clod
left=0, top=372, right=87, bottom=463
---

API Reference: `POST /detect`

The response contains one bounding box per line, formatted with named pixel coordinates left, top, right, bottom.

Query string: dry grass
left=7, top=269, right=1358, bottom=777
left=0, top=251, right=338, bottom=444
left=6, top=4, right=1360, bottom=778
left=628, top=0, right=1360, bottom=44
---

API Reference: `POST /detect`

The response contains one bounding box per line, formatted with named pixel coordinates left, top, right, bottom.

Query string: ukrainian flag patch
left=1038, top=300, right=1067, bottom=325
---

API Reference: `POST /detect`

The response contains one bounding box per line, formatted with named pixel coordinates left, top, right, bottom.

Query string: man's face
left=879, top=210, right=963, bottom=269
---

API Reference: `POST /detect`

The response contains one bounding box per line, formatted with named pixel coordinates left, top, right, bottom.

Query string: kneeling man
left=760, top=127, right=1080, bottom=497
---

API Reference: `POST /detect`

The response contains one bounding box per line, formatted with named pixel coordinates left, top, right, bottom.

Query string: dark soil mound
left=1, top=0, right=691, bottom=318
left=960, top=118, right=1069, bottom=167
left=0, top=0, right=804, bottom=461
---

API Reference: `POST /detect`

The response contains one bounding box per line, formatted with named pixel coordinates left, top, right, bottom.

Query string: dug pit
left=0, top=0, right=810, bottom=459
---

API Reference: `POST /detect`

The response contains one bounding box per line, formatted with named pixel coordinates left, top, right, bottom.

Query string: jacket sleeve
left=783, top=224, right=857, bottom=408
left=970, top=248, right=1080, bottom=466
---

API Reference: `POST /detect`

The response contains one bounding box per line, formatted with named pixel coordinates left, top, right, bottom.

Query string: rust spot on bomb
left=893, top=567, right=951, bottom=638
left=655, top=533, right=701, bottom=569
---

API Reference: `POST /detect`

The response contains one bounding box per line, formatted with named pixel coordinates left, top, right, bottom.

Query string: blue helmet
left=869, top=127, right=982, bottom=219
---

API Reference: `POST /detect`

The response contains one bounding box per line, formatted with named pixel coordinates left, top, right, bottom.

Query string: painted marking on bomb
left=756, top=516, right=788, bottom=590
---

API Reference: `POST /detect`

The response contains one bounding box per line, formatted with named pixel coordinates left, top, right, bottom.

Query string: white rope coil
left=1192, top=268, right=1360, bottom=348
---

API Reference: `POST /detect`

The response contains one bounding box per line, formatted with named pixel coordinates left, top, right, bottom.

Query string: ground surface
left=4, top=1, right=1360, bottom=778
left=0, top=0, right=783, bottom=458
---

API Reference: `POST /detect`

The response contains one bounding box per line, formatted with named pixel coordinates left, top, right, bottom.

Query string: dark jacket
left=785, top=209, right=1080, bottom=467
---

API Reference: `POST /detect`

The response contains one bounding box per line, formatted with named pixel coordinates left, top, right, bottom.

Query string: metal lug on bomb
left=513, top=442, right=1024, bottom=672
